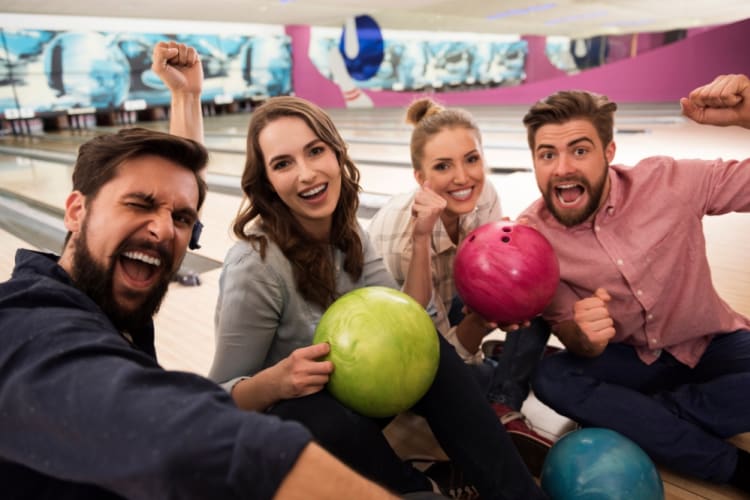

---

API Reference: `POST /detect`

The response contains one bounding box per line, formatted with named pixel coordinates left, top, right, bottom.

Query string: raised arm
left=681, top=73, right=750, bottom=129
left=151, top=41, right=204, bottom=142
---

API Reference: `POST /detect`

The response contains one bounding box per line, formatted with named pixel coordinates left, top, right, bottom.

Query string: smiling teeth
left=300, top=184, right=326, bottom=197
left=450, top=188, right=472, bottom=199
left=123, top=251, right=161, bottom=267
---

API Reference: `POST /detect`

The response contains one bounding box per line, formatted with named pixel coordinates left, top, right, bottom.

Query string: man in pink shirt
left=520, top=74, right=750, bottom=491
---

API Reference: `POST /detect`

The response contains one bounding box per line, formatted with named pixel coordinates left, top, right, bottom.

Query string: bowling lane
left=0, top=156, right=72, bottom=212
left=153, top=267, right=221, bottom=374
left=0, top=227, right=37, bottom=281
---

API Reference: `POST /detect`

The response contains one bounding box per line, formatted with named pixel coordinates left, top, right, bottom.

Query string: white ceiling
left=3, top=0, right=750, bottom=38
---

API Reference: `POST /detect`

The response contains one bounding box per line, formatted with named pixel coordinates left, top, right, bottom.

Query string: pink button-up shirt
left=521, top=157, right=750, bottom=367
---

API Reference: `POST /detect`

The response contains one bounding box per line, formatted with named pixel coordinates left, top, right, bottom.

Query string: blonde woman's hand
left=411, top=180, right=446, bottom=239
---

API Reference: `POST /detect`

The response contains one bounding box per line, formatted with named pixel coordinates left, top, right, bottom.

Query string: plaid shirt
left=368, top=181, right=502, bottom=361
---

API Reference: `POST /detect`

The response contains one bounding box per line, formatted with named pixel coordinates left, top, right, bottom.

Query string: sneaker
left=172, top=269, right=201, bottom=286
left=492, top=402, right=553, bottom=477
left=423, top=461, right=480, bottom=500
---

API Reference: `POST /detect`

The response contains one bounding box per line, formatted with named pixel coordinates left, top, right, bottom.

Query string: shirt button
left=636, top=289, right=643, bottom=296
left=595, top=225, right=601, bottom=232
left=650, top=338, right=658, bottom=344
left=647, top=313, right=654, bottom=320
left=616, top=259, right=624, bottom=266
left=653, top=349, right=662, bottom=357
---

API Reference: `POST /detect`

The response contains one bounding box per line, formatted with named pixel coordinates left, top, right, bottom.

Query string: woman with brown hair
left=206, top=95, right=545, bottom=499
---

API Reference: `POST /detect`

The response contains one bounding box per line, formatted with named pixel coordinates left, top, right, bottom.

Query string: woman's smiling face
left=259, top=115, right=343, bottom=239
left=415, top=126, right=486, bottom=217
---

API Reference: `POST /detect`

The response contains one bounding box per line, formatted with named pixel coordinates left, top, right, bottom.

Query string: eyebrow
left=124, top=192, right=156, bottom=204
left=174, top=206, right=199, bottom=223
left=267, top=139, right=324, bottom=165
left=430, top=149, right=476, bottom=163
left=535, top=136, right=594, bottom=152
left=125, top=192, right=199, bottom=221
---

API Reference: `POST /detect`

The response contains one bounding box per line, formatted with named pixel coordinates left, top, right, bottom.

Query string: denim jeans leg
left=656, top=329, right=750, bottom=440
left=532, top=340, right=745, bottom=482
left=413, top=334, right=546, bottom=500
left=486, top=316, right=551, bottom=410
left=269, top=390, right=431, bottom=493
left=447, top=294, right=466, bottom=327
left=450, top=295, right=551, bottom=411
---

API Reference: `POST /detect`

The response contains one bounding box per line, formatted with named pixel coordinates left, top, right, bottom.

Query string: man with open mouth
left=0, top=107, right=399, bottom=500
left=520, top=73, right=750, bottom=493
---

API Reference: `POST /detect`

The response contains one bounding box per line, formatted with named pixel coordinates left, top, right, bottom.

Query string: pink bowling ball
left=454, top=222, right=560, bottom=324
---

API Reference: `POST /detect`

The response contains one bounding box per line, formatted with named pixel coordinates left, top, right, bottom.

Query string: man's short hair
left=522, top=90, right=618, bottom=150
left=73, top=127, right=208, bottom=210
left=63, top=128, right=208, bottom=247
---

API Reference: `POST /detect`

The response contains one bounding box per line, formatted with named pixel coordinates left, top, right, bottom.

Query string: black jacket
left=0, top=250, right=312, bottom=499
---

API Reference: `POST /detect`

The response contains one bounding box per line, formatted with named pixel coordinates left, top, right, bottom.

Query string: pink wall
left=289, top=18, right=750, bottom=108
left=522, top=35, right=567, bottom=83
left=286, top=24, right=347, bottom=108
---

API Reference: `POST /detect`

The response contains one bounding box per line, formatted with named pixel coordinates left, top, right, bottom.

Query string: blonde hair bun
left=406, top=98, right=445, bottom=126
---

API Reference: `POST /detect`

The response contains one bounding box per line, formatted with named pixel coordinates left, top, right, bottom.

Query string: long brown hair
left=233, top=96, right=363, bottom=309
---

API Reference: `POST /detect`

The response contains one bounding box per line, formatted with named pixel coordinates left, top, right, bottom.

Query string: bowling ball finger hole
left=501, top=236, right=510, bottom=243
left=502, top=226, right=512, bottom=232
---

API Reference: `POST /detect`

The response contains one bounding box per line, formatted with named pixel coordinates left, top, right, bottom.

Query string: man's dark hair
left=64, top=127, right=208, bottom=245
left=73, top=127, right=208, bottom=208
left=523, top=90, right=618, bottom=150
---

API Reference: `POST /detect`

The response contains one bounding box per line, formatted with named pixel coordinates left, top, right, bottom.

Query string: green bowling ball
left=313, top=286, right=439, bottom=418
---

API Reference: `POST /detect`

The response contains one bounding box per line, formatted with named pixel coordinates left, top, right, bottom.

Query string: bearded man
left=0, top=127, right=397, bottom=500
left=520, top=74, right=750, bottom=493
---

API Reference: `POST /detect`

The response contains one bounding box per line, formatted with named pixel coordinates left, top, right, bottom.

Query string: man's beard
left=544, top=161, right=609, bottom=227
left=70, top=223, right=175, bottom=338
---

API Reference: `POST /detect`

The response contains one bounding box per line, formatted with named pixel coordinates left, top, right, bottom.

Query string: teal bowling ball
left=541, top=428, right=664, bottom=499
left=313, top=286, right=439, bottom=418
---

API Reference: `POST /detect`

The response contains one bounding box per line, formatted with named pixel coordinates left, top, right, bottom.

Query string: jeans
left=532, top=329, right=750, bottom=482
left=270, top=333, right=546, bottom=499
left=448, top=295, right=551, bottom=411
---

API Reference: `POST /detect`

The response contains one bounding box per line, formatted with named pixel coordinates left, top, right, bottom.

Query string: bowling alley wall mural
left=288, top=16, right=750, bottom=109
left=0, top=27, right=292, bottom=115
left=1, top=13, right=749, bottom=117
left=307, top=15, right=527, bottom=107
